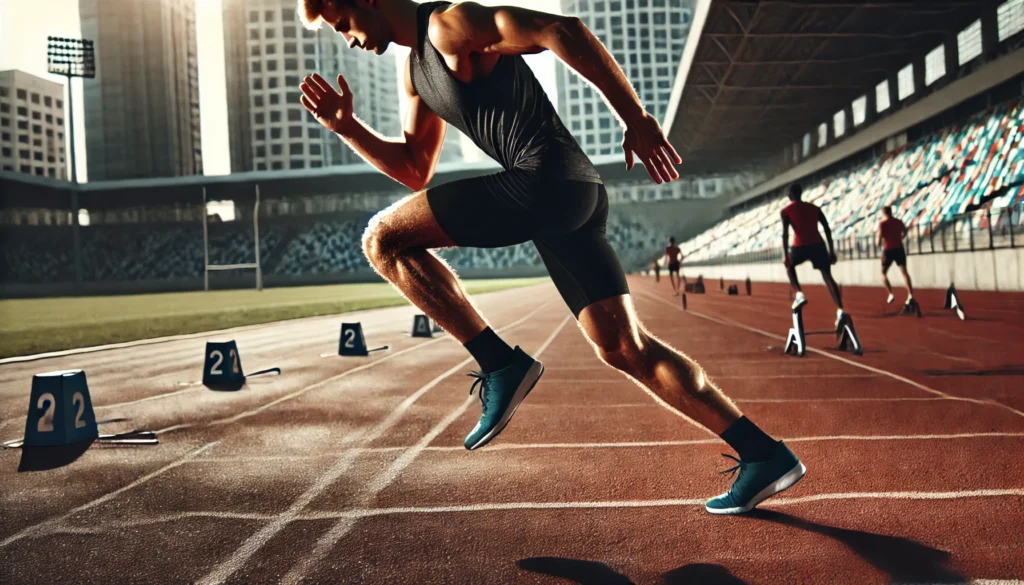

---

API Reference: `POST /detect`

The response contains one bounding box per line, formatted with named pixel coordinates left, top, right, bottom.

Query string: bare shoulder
left=428, top=2, right=489, bottom=54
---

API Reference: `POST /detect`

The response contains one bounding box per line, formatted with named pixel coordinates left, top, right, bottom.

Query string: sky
left=0, top=0, right=560, bottom=182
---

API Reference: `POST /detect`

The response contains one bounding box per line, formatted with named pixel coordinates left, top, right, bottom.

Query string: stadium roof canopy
left=663, top=0, right=989, bottom=174
left=0, top=154, right=641, bottom=211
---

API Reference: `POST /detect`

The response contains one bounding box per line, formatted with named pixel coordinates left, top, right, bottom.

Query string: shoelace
left=720, top=453, right=748, bottom=483
left=467, top=371, right=492, bottom=414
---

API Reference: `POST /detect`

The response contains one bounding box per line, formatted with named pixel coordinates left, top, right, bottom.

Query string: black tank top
left=409, top=1, right=601, bottom=184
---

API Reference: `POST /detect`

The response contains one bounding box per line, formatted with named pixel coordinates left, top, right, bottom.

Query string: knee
left=361, top=222, right=395, bottom=267
left=589, top=329, right=649, bottom=373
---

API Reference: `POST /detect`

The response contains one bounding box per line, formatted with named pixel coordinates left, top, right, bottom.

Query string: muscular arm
left=781, top=212, right=791, bottom=252
left=333, top=58, right=446, bottom=191
left=877, top=224, right=884, bottom=249
left=818, top=209, right=836, bottom=257
left=432, top=3, right=646, bottom=126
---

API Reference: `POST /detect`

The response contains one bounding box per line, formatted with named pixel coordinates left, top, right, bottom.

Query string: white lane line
left=277, top=315, right=574, bottom=585
left=175, top=431, right=1024, bottom=462
left=39, top=487, right=1024, bottom=538
left=734, top=397, right=946, bottom=403
left=712, top=373, right=881, bottom=379
left=637, top=291, right=1024, bottom=420
left=295, top=488, right=1024, bottom=520
left=0, top=441, right=219, bottom=548
left=415, top=431, right=1024, bottom=452
left=194, top=303, right=557, bottom=585
left=46, top=511, right=276, bottom=536
left=156, top=301, right=554, bottom=435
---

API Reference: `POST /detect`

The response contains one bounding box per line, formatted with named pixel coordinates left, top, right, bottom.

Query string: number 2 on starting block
left=23, top=370, right=98, bottom=447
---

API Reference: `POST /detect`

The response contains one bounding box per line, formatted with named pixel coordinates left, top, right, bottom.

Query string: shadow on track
left=748, top=509, right=965, bottom=583
left=661, top=563, right=751, bottom=584
left=518, top=557, right=634, bottom=584
left=518, top=557, right=751, bottom=584
left=17, top=440, right=94, bottom=472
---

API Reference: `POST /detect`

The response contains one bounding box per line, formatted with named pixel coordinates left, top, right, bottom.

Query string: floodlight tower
left=47, top=37, right=95, bottom=292
left=47, top=36, right=95, bottom=185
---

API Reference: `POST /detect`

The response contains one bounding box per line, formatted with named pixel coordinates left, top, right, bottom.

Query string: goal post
left=203, top=185, right=264, bottom=291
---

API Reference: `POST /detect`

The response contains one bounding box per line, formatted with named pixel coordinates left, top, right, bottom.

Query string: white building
left=223, top=0, right=405, bottom=171
left=0, top=70, right=68, bottom=180
left=556, top=0, right=692, bottom=156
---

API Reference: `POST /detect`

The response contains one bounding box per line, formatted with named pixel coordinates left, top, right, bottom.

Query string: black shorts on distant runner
left=668, top=262, right=680, bottom=274
left=427, top=170, right=629, bottom=317
left=882, top=246, right=907, bottom=270
left=790, top=242, right=830, bottom=271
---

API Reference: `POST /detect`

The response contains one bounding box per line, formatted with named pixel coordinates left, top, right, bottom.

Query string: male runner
left=781, top=183, right=845, bottom=325
left=664, top=237, right=683, bottom=296
left=878, top=206, right=914, bottom=305
left=298, top=0, right=805, bottom=514
left=651, top=256, right=661, bottom=283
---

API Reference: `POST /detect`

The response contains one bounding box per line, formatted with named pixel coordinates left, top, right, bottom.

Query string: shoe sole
left=705, top=461, right=807, bottom=515
left=466, top=361, right=545, bottom=451
left=791, top=297, right=807, bottom=311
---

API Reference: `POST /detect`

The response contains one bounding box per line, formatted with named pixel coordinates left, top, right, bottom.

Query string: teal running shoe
left=464, top=347, right=544, bottom=450
left=705, top=442, right=806, bottom=515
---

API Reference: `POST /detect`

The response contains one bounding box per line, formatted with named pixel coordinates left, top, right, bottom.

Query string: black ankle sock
left=720, top=416, right=779, bottom=462
left=464, top=327, right=515, bottom=373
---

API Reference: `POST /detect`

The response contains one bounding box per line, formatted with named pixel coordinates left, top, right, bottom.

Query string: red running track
left=0, top=278, right=1022, bottom=584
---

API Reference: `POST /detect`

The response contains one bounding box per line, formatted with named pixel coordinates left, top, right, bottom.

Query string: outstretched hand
left=622, top=112, right=682, bottom=184
left=299, top=73, right=355, bottom=135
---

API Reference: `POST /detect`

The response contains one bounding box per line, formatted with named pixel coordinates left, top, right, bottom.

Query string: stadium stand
left=681, top=97, right=1024, bottom=264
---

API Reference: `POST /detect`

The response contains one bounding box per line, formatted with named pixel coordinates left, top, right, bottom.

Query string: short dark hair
left=669, top=236, right=676, bottom=244
left=788, top=183, right=803, bottom=200
left=883, top=205, right=893, bottom=217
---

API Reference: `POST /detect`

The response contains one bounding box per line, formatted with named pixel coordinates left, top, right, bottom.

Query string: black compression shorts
left=882, top=247, right=907, bottom=270
left=790, top=242, right=830, bottom=270
left=427, top=170, right=629, bottom=317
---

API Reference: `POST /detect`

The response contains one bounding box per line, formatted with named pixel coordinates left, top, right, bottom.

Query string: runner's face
left=321, top=2, right=391, bottom=55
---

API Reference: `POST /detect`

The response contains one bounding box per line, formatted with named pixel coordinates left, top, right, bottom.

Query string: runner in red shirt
left=781, top=183, right=845, bottom=324
left=878, top=206, right=914, bottom=304
left=664, top=237, right=683, bottom=296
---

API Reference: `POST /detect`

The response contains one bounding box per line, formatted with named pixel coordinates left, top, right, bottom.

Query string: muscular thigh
left=365, top=191, right=456, bottom=251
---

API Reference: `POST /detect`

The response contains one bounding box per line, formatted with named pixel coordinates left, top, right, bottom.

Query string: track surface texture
left=1, top=279, right=1023, bottom=585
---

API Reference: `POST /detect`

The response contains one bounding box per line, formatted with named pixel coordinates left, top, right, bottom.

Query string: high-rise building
left=223, top=0, right=402, bottom=172
left=0, top=70, right=68, bottom=180
left=556, top=0, right=692, bottom=156
left=79, top=0, right=203, bottom=180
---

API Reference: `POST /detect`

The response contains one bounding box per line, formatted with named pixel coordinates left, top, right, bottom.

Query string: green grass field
left=0, top=278, right=547, bottom=359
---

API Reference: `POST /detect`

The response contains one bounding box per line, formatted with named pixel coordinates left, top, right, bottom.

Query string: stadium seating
left=682, top=98, right=1024, bottom=262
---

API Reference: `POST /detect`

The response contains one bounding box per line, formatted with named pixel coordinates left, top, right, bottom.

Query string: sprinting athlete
left=878, top=206, right=914, bottom=305
left=664, top=237, right=682, bottom=296
left=781, top=183, right=845, bottom=326
left=298, top=0, right=805, bottom=514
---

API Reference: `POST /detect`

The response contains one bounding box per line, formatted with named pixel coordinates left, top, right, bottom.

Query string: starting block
left=22, top=370, right=98, bottom=447
left=944, top=284, right=966, bottom=320
left=203, top=340, right=280, bottom=390
left=727, top=284, right=739, bottom=295
left=898, top=298, right=923, bottom=318
left=836, top=314, right=863, bottom=356
left=411, top=314, right=433, bottom=338
left=339, top=323, right=388, bottom=357
left=693, top=276, right=706, bottom=294
left=783, top=308, right=806, bottom=357
left=432, top=319, right=444, bottom=334
left=745, top=277, right=752, bottom=296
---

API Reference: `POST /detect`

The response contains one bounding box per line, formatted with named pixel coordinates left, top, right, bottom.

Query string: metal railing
left=684, top=201, right=1023, bottom=267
